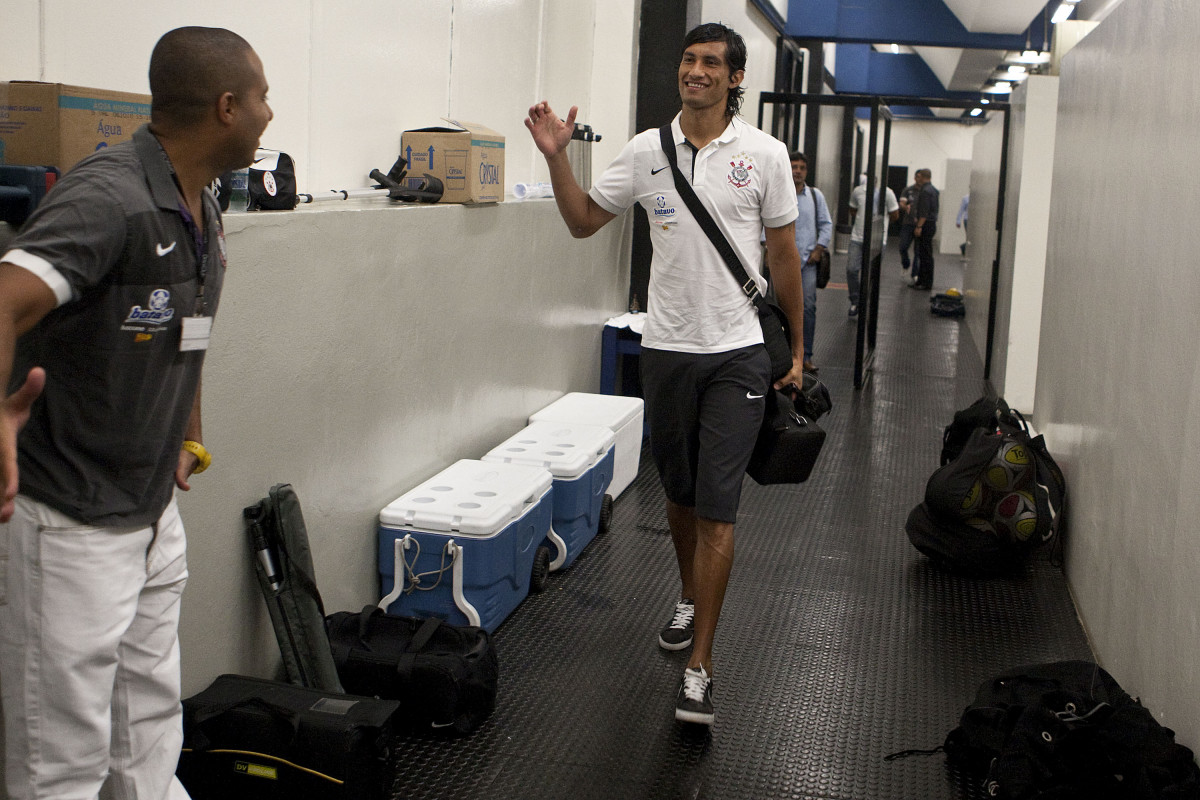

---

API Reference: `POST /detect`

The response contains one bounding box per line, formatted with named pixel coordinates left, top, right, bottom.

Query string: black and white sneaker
left=675, top=665, right=715, bottom=725
left=658, top=599, right=695, bottom=651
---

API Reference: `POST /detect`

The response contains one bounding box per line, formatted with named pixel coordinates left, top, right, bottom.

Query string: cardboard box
left=0, top=82, right=152, bottom=173
left=401, top=119, right=504, bottom=204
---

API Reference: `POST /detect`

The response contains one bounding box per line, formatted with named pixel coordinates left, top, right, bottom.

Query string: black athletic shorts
left=639, top=344, right=771, bottom=523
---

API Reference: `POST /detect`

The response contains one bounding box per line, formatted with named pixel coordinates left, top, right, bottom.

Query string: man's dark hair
left=150, top=27, right=255, bottom=128
left=789, top=151, right=808, bottom=165
left=916, top=168, right=932, bottom=179
left=682, top=23, right=747, bottom=119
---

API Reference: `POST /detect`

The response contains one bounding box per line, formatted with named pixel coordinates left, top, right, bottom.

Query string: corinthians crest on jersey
left=727, top=152, right=756, bottom=189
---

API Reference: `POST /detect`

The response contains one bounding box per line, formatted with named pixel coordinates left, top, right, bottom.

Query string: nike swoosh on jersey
left=746, top=392, right=764, bottom=399
left=156, top=242, right=177, bottom=257
left=651, top=165, right=669, bottom=175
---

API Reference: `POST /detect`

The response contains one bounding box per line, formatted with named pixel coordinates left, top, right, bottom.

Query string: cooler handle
left=448, top=540, right=482, bottom=627
left=377, top=535, right=414, bottom=611
left=547, top=526, right=567, bottom=572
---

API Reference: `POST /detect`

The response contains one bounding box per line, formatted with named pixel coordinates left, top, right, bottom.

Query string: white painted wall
left=942, top=158, right=971, bottom=257
left=1035, top=0, right=1200, bottom=749
left=963, top=114, right=1002, bottom=372
left=991, top=76, right=1058, bottom=413
left=0, top=0, right=638, bottom=195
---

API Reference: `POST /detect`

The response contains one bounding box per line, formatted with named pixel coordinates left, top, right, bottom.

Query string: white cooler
left=483, top=420, right=615, bottom=571
left=530, top=392, right=644, bottom=498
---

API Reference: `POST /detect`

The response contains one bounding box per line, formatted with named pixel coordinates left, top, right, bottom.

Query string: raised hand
left=525, top=101, right=578, bottom=159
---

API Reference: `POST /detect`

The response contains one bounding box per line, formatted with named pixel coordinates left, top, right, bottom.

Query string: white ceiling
left=915, top=0, right=1051, bottom=94
left=941, top=0, right=1051, bottom=33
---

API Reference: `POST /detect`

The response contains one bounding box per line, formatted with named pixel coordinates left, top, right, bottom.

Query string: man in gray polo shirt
left=0, top=27, right=271, bottom=799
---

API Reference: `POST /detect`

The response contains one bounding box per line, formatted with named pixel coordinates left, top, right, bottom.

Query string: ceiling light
left=969, top=108, right=983, bottom=117
left=1008, top=65, right=1027, bottom=76
left=890, top=43, right=899, bottom=54
left=983, top=82, right=1012, bottom=94
left=1051, top=2, right=1076, bottom=23
left=980, top=98, right=990, bottom=105
left=1010, top=50, right=1051, bottom=64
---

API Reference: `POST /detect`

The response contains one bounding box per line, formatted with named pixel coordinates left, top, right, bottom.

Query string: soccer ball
left=994, top=490, right=1038, bottom=541
left=984, top=441, right=1032, bottom=491
left=960, top=480, right=984, bottom=513
left=1001, top=441, right=1031, bottom=468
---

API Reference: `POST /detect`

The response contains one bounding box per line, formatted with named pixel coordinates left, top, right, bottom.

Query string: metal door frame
left=758, top=92, right=1012, bottom=388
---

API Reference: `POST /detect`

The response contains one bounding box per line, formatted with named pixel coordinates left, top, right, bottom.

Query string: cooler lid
left=481, top=420, right=615, bottom=479
left=379, top=459, right=552, bottom=535
left=529, top=392, right=644, bottom=430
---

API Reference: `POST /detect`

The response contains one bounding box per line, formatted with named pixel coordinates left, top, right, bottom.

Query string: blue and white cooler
left=377, top=459, right=553, bottom=633
left=482, top=420, right=615, bottom=572
left=529, top=392, right=643, bottom=499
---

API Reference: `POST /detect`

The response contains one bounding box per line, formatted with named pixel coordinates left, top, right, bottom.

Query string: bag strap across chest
left=657, top=124, right=765, bottom=312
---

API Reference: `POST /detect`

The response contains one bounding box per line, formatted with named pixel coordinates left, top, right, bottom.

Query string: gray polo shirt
left=3, top=125, right=226, bottom=526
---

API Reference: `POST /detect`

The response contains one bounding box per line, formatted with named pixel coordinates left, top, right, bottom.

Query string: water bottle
left=228, top=167, right=250, bottom=211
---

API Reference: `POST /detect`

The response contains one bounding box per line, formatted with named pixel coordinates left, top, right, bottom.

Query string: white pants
left=0, top=495, right=192, bottom=800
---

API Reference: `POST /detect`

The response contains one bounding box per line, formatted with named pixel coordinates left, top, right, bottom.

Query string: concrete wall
left=1036, top=0, right=1200, bottom=747
left=0, top=0, right=638, bottom=195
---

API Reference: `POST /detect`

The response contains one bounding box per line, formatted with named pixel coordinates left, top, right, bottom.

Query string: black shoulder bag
left=811, top=188, right=831, bottom=289
left=657, top=125, right=829, bottom=485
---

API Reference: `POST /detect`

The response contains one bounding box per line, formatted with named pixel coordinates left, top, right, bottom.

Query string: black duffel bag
left=746, top=387, right=827, bottom=485
left=326, top=606, right=498, bottom=734
left=178, top=674, right=399, bottom=799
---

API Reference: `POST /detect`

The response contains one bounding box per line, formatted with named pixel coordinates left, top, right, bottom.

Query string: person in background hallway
left=0, top=27, right=272, bottom=799
left=525, top=22, right=805, bottom=728
left=846, top=174, right=900, bottom=317
left=897, top=179, right=921, bottom=278
left=956, top=192, right=969, bottom=257
left=767, top=152, right=831, bottom=371
left=910, top=168, right=940, bottom=290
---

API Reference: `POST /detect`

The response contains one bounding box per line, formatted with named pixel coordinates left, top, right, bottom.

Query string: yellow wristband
left=181, top=440, right=212, bottom=474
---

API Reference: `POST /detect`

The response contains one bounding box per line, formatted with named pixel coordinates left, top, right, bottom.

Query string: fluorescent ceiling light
left=980, top=98, right=990, bottom=105
left=1008, top=65, right=1027, bottom=76
left=1051, top=2, right=1076, bottom=23
left=890, top=43, right=899, bottom=54
left=1010, top=50, right=1051, bottom=64
left=969, top=108, right=983, bottom=117
left=983, top=82, right=1012, bottom=94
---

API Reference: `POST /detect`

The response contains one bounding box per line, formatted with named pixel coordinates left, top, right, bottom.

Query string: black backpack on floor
left=906, top=407, right=1066, bottom=574
left=943, top=661, right=1200, bottom=799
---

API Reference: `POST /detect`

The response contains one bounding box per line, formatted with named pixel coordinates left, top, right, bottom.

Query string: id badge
left=180, top=315, right=213, bottom=352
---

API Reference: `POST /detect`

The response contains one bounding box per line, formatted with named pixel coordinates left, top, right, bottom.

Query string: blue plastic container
left=482, top=421, right=615, bottom=571
left=378, top=459, right=553, bottom=633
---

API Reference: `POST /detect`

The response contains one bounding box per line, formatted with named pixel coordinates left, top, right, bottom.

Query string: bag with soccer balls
left=906, top=408, right=1067, bottom=575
